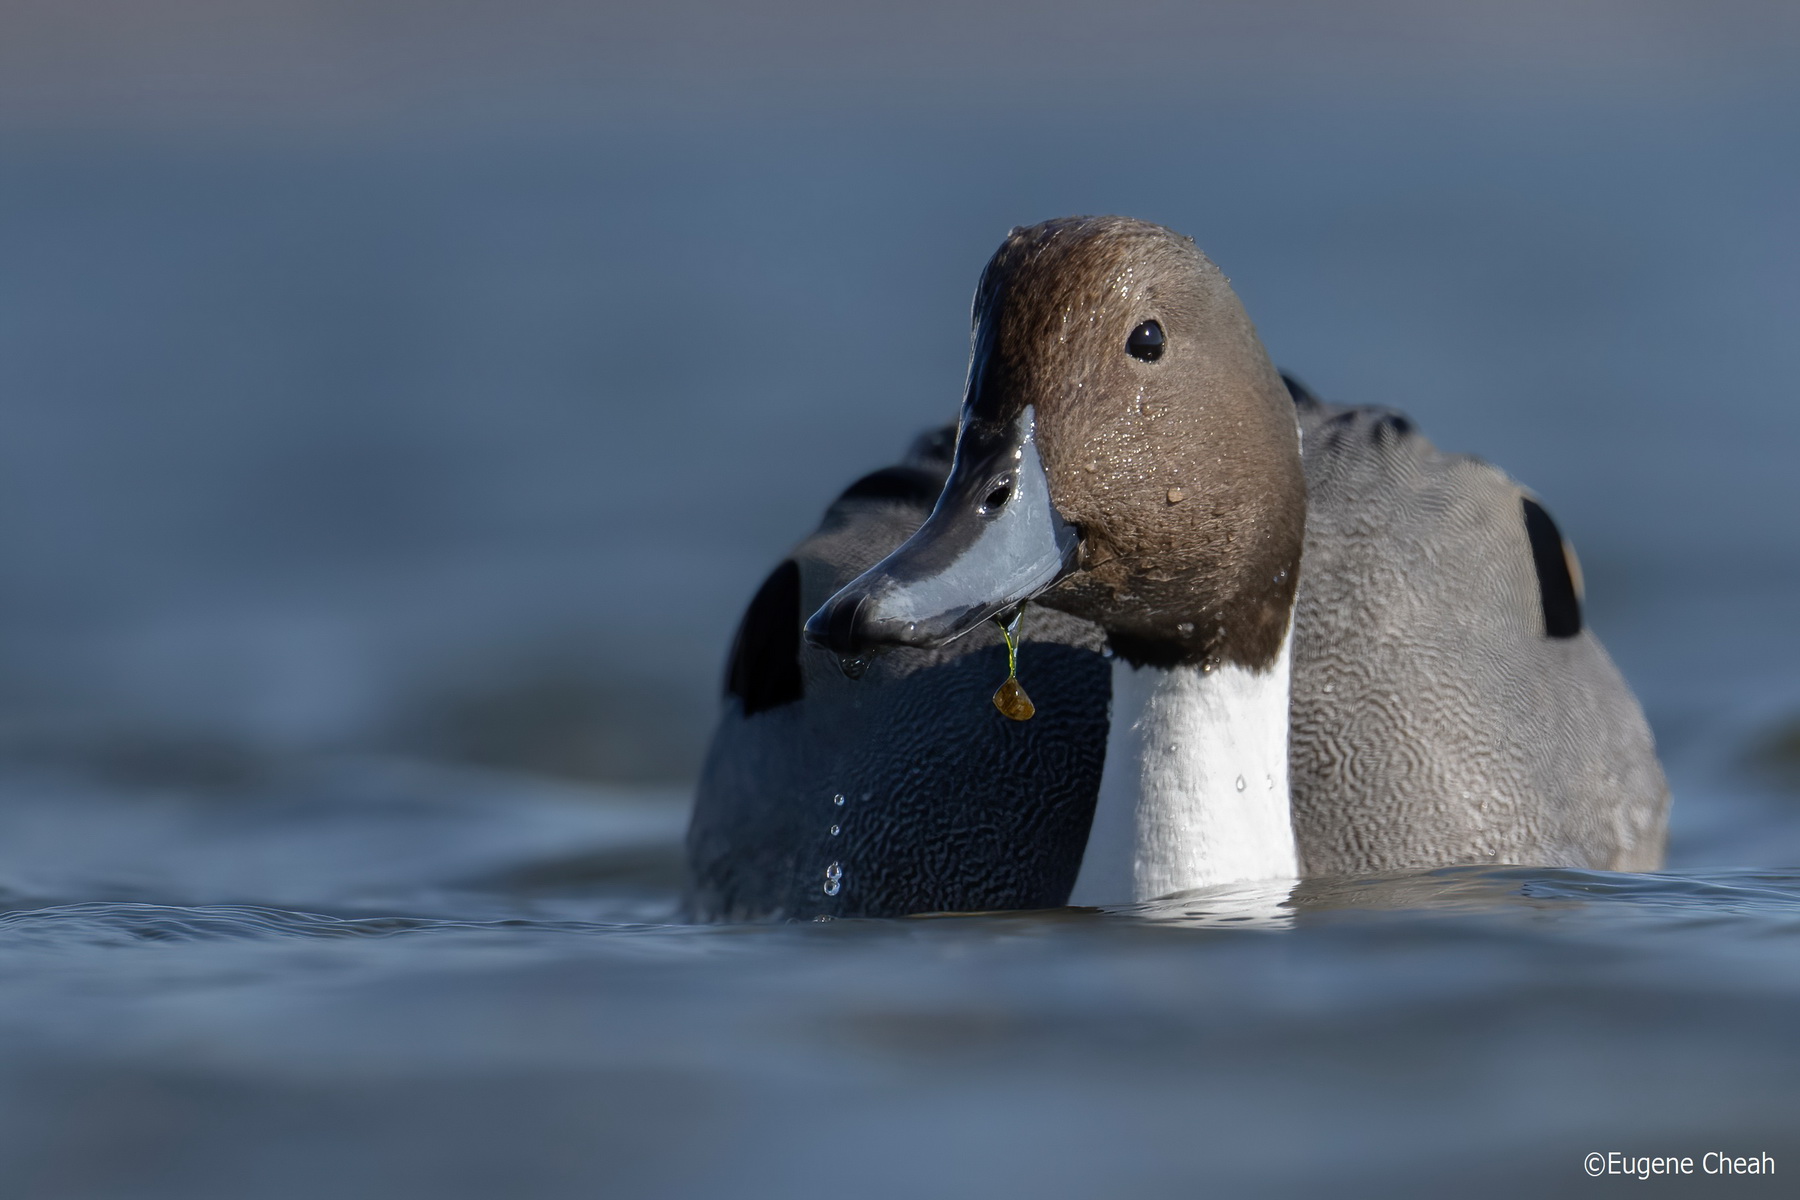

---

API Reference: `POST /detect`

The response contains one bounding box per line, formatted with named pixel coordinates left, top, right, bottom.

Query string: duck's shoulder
left=1284, top=373, right=1534, bottom=520
left=1285, top=374, right=1464, bottom=491
left=1280, top=373, right=1586, bottom=641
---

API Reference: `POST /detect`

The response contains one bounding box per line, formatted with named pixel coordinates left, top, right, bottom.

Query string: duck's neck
left=1068, top=629, right=1297, bottom=905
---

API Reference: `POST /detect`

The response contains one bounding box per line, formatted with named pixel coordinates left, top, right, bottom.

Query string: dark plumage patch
left=1105, top=630, right=1193, bottom=670
left=725, top=559, right=805, bottom=714
left=1322, top=408, right=1358, bottom=452
left=1372, top=411, right=1413, bottom=439
left=1281, top=372, right=1322, bottom=407
left=1521, top=498, right=1582, bottom=639
left=835, top=465, right=943, bottom=508
left=906, top=423, right=959, bottom=465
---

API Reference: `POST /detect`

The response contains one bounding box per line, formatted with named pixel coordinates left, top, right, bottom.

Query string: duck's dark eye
left=1127, top=320, right=1165, bottom=362
left=982, top=475, right=1014, bottom=512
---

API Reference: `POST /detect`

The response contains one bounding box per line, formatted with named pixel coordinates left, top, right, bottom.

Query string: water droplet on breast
left=1235, top=775, right=1247, bottom=792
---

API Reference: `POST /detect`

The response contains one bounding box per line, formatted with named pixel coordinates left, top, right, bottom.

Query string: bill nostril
left=982, top=475, right=1014, bottom=512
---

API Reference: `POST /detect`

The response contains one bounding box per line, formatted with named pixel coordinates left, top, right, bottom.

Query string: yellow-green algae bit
left=992, top=608, right=1036, bottom=721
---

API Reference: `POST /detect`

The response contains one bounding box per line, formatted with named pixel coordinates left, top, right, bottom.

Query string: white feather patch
left=1069, top=633, right=1298, bottom=905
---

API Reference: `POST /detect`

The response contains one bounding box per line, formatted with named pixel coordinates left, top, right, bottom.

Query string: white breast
left=1068, top=633, right=1298, bottom=905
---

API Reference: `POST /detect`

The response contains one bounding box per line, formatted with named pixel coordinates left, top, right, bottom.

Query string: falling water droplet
left=1235, top=775, right=1247, bottom=792
left=829, top=824, right=841, bottom=836
left=823, top=861, right=843, bottom=896
left=833, top=793, right=846, bottom=807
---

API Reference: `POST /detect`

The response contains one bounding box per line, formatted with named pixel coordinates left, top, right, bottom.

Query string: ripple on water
left=0, top=902, right=651, bottom=951
left=0, top=866, right=1797, bottom=1198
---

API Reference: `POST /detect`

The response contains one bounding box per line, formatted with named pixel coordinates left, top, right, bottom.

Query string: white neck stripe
left=1069, top=633, right=1298, bottom=905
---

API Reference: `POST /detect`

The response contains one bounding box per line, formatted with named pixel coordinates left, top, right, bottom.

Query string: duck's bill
left=805, top=406, right=1079, bottom=655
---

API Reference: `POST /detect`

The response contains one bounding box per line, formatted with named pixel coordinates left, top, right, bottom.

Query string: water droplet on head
left=1235, top=774, right=1247, bottom=792
left=838, top=655, right=868, bottom=680
left=1176, top=622, right=1195, bottom=637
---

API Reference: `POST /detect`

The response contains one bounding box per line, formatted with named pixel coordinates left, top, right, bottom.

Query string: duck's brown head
left=805, top=216, right=1305, bottom=670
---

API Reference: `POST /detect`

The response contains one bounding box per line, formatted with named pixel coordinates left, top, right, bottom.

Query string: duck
left=687, top=215, right=1669, bottom=919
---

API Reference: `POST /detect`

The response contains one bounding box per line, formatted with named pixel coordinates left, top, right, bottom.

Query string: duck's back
left=684, top=429, right=1112, bottom=921
left=1287, top=385, right=1669, bottom=874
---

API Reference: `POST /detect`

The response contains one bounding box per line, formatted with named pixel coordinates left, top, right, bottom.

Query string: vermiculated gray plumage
left=1286, top=386, right=1668, bottom=873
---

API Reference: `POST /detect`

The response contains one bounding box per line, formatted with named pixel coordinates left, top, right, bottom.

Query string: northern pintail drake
left=685, top=215, right=1669, bottom=920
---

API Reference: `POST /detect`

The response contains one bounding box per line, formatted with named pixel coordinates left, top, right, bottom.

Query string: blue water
left=1, top=41, right=1798, bottom=1200
left=0, top=761, right=1796, bottom=1198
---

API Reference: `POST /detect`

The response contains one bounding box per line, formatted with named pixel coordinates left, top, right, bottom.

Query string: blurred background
left=2, top=5, right=1800, bottom=1198
left=2, top=0, right=1798, bottom=828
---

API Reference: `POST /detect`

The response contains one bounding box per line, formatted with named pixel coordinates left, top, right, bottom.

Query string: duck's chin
left=1029, top=565, right=1145, bottom=627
